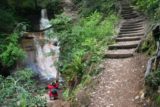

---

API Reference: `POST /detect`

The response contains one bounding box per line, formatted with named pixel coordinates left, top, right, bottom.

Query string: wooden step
left=122, top=15, right=138, bottom=20
left=121, top=10, right=135, bottom=13
left=122, top=19, right=144, bottom=25
left=123, top=15, right=139, bottom=19
left=119, top=30, right=144, bottom=35
left=116, top=36, right=142, bottom=42
left=122, top=7, right=133, bottom=10
left=122, top=21, right=144, bottom=26
left=121, top=13, right=138, bottom=16
left=122, top=15, right=139, bottom=19
left=108, top=41, right=139, bottom=50
left=122, top=24, right=143, bottom=28
left=120, top=27, right=144, bottom=32
left=118, top=32, right=144, bottom=37
left=121, top=10, right=133, bottom=13
left=122, top=14, right=138, bottom=17
left=105, top=49, right=135, bottom=58
left=121, top=24, right=143, bottom=29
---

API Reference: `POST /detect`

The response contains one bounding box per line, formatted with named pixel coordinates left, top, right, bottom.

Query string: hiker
left=47, top=81, right=59, bottom=100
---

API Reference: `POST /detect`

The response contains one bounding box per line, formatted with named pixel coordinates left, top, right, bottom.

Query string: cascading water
left=23, top=9, right=60, bottom=82
left=40, top=9, right=53, bottom=37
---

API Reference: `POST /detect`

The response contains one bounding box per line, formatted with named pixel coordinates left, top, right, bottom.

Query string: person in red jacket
left=47, top=81, right=59, bottom=100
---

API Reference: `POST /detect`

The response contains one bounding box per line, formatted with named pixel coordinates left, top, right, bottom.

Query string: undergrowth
left=139, top=32, right=156, bottom=56
left=142, top=32, right=160, bottom=107
left=133, top=0, right=160, bottom=21
left=0, top=69, right=46, bottom=107
left=145, top=69, right=160, bottom=107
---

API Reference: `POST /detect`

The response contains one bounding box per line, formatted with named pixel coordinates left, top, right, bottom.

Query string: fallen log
left=145, top=57, right=155, bottom=78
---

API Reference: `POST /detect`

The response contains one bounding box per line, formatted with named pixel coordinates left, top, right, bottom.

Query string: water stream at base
left=23, top=9, right=60, bottom=82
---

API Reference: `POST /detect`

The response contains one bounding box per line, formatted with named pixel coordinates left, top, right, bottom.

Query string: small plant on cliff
left=0, top=33, right=25, bottom=68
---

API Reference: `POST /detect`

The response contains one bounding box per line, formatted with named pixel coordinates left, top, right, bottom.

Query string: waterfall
left=40, top=9, right=52, bottom=30
left=23, top=9, right=60, bottom=82
left=40, top=9, right=53, bottom=37
left=37, top=9, right=60, bottom=81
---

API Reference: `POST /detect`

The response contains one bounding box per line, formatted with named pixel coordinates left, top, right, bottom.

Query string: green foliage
left=156, top=95, right=160, bottom=106
left=146, top=69, right=160, bottom=90
left=73, top=0, right=118, bottom=16
left=51, top=13, right=72, bottom=31
left=52, top=13, right=72, bottom=25
left=0, top=33, right=25, bottom=67
left=134, top=0, right=160, bottom=21
left=139, top=32, right=156, bottom=55
left=51, top=12, right=118, bottom=85
left=0, top=69, right=46, bottom=107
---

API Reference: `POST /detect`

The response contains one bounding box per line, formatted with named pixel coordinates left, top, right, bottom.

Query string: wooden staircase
left=105, top=2, right=145, bottom=58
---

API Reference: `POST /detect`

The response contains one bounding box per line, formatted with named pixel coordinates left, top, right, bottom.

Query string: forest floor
left=89, top=54, right=148, bottom=107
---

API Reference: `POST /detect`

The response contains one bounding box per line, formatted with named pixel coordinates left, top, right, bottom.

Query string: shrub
left=146, top=69, right=160, bottom=90
left=0, top=33, right=25, bottom=68
left=0, top=69, right=46, bottom=107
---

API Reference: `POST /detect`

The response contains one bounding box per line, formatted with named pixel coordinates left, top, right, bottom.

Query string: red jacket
left=48, top=84, right=58, bottom=97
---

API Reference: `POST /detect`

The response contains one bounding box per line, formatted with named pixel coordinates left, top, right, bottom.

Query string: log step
left=121, top=10, right=135, bottom=14
left=116, top=36, right=143, bottom=42
left=121, top=13, right=138, bottom=16
left=122, top=7, right=133, bottom=10
left=120, top=27, right=144, bottom=32
left=122, top=19, right=144, bottom=24
left=122, top=21, right=144, bottom=25
left=104, top=2, right=145, bottom=59
left=122, top=23, right=143, bottom=27
left=121, top=24, right=143, bottom=28
left=118, top=33, right=144, bottom=37
left=123, top=15, right=139, bottom=19
left=108, top=41, right=139, bottom=50
left=105, top=49, right=135, bottom=58
left=119, top=30, right=144, bottom=35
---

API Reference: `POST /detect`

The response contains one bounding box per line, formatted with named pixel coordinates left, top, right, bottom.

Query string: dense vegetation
left=133, top=0, right=160, bottom=21
left=0, top=0, right=120, bottom=106
left=51, top=12, right=118, bottom=101
left=3, top=0, right=160, bottom=106
left=0, top=69, right=46, bottom=107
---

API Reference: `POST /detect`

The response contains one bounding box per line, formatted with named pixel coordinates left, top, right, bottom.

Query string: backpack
left=51, top=88, right=57, bottom=94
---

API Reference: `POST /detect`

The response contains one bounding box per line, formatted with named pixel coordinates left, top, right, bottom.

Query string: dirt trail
left=89, top=1, right=149, bottom=106
left=89, top=54, right=148, bottom=107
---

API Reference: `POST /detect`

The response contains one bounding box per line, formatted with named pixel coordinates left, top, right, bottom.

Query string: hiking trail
left=89, top=1, right=148, bottom=107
